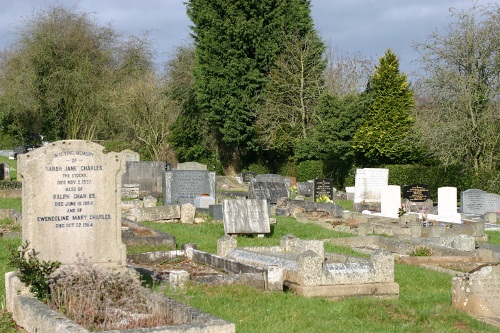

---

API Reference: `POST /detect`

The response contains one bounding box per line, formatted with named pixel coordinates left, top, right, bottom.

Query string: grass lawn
left=1, top=208, right=500, bottom=331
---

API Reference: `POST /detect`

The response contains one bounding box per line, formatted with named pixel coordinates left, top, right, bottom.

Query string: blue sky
left=0, top=0, right=490, bottom=77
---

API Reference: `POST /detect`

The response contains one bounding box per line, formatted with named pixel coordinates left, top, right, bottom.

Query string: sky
left=0, top=0, right=492, bottom=78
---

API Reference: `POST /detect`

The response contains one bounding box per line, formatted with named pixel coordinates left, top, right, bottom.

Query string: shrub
left=297, top=160, right=324, bottom=181
left=409, top=245, right=433, bottom=257
left=245, top=163, right=272, bottom=175
left=8, top=241, right=61, bottom=301
left=278, top=160, right=297, bottom=178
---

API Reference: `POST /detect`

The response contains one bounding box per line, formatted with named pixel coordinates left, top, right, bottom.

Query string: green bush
left=8, top=241, right=61, bottom=301
left=297, top=160, right=324, bottom=181
left=245, top=163, right=272, bottom=175
left=278, top=160, right=297, bottom=178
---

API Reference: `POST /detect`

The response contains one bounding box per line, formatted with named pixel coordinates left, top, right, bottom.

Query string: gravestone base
left=284, top=281, right=400, bottom=300
left=353, top=201, right=381, bottom=213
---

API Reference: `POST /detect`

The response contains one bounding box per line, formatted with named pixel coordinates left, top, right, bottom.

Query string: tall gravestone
left=18, top=140, right=126, bottom=265
left=354, top=168, right=389, bottom=212
left=163, top=170, right=216, bottom=205
left=122, top=161, right=165, bottom=196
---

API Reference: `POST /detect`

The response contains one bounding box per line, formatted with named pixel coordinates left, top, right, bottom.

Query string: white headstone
left=436, top=187, right=461, bottom=223
left=18, top=140, right=126, bottom=266
left=380, top=185, right=401, bottom=219
left=354, top=168, right=389, bottom=204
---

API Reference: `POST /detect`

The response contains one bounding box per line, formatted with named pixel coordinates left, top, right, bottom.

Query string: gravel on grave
left=130, top=257, right=228, bottom=277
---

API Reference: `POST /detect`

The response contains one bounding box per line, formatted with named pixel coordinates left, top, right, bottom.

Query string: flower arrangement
left=316, top=194, right=333, bottom=203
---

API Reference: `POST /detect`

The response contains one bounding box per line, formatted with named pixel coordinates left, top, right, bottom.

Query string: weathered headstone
left=18, top=140, right=126, bottom=265
left=241, top=171, right=257, bottom=183
left=248, top=174, right=288, bottom=204
left=121, top=149, right=140, bottom=162
left=313, top=178, right=334, bottom=202
left=485, top=193, right=500, bottom=214
left=452, top=264, right=500, bottom=321
left=354, top=168, right=389, bottom=203
left=176, top=161, right=207, bottom=170
left=163, top=170, right=216, bottom=205
left=223, top=199, right=270, bottom=234
left=461, top=189, right=486, bottom=215
left=353, top=168, right=389, bottom=212
left=122, top=161, right=165, bottom=196
left=0, top=163, right=10, bottom=181
left=403, top=184, right=430, bottom=202
left=297, top=181, right=313, bottom=197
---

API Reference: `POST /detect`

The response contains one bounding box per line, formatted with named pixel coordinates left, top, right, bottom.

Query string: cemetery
left=2, top=142, right=500, bottom=331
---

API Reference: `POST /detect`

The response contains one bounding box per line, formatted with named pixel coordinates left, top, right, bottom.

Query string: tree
left=324, top=46, right=374, bottom=98
left=0, top=5, right=153, bottom=144
left=186, top=0, right=317, bottom=171
left=255, top=31, right=326, bottom=157
left=413, top=3, right=500, bottom=174
left=167, top=45, right=218, bottom=164
left=352, top=49, right=417, bottom=165
left=113, top=70, right=179, bottom=162
left=295, top=92, right=369, bottom=187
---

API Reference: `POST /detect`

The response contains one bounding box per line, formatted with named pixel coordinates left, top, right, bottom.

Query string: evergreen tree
left=186, top=0, right=316, bottom=170
left=352, top=49, right=418, bottom=165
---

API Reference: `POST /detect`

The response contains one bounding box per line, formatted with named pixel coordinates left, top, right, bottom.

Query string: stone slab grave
left=354, top=168, right=388, bottom=212
left=5, top=271, right=235, bottom=333
left=223, top=199, right=271, bottom=235
left=313, top=178, right=334, bottom=202
left=18, top=140, right=126, bottom=266
left=0, top=162, right=10, bottom=180
left=297, top=181, right=313, bottom=197
left=128, top=244, right=274, bottom=291
left=461, top=189, right=500, bottom=215
left=163, top=169, right=216, bottom=205
left=218, top=234, right=399, bottom=300
left=248, top=174, right=289, bottom=204
left=452, top=263, right=500, bottom=326
left=122, top=161, right=165, bottom=196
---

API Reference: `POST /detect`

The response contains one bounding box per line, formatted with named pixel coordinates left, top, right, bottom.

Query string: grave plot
left=127, top=244, right=270, bottom=290
left=218, top=234, right=399, bottom=300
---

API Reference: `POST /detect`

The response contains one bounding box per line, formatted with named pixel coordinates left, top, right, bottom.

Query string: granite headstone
left=223, top=199, right=271, bottom=234
left=163, top=170, right=216, bottom=205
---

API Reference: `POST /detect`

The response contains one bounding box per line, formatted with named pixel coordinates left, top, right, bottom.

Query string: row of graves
left=6, top=142, right=500, bottom=331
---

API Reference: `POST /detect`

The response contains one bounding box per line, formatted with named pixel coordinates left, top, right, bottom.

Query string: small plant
left=409, top=245, right=433, bottom=257
left=398, top=207, right=406, bottom=217
left=8, top=241, right=61, bottom=301
left=316, top=194, right=332, bottom=203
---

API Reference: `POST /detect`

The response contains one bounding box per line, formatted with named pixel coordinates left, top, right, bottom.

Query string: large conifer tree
left=186, top=0, right=317, bottom=169
left=353, top=49, right=417, bottom=165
